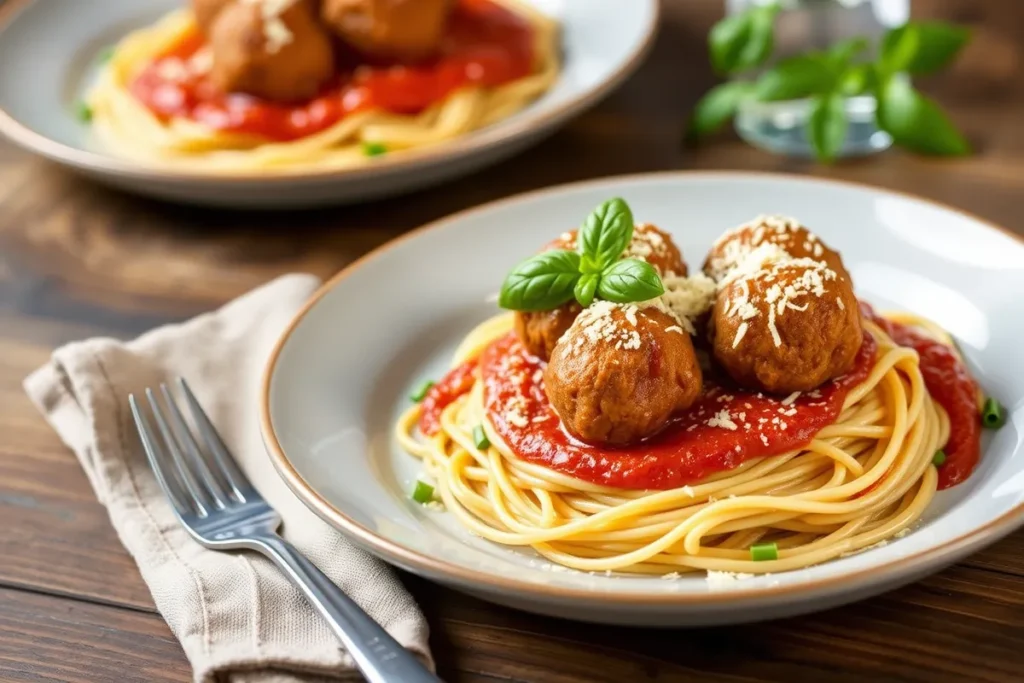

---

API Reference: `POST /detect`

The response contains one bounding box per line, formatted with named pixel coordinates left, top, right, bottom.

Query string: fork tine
left=179, top=378, right=250, bottom=502
left=146, top=388, right=213, bottom=517
left=129, top=394, right=193, bottom=517
left=159, top=383, right=230, bottom=510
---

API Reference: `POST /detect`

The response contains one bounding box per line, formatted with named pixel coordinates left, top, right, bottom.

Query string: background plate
left=0, top=0, right=657, bottom=207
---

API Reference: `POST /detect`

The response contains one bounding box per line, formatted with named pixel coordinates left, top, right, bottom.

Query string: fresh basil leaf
left=597, top=259, right=664, bottom=304
left=709, top=4, right=778, bottom=75
left=876, top=77, right=970, bottom=155
left=687, top=81, right=754, bottom=140
left=808, top=93, right=848, bottom=163
left=880, top=24, right=921, bottom=74
left=826, top=37, right=869, bottom=70
left=902, top=22, right=970, bottom=74
left=498, top=250, right=582, bottom=312
left=709, top=13, right=753, bottom=75
left=579, top=198, right=635, bottom=270
left=579, top=253, right=603, bottom=275
left=736, top=5, right=779, bottom=73
left=754, top=55, right=835, bottom=101
left=574, top=273, right=599, bottom=308
left=838, top=63, right=874, bottom=96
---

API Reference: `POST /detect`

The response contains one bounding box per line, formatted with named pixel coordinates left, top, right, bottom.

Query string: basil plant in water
left=688, top=2, right=972, bottom=162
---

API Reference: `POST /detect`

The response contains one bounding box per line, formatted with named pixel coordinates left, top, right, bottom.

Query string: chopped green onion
left=98, top=45, right=115, bottom=63
left=750, top=542, right=778, bottom=562
left=933, top=450, right=947, bottom=466
left=982, top=397, right=1006, bottom=429
left=473, top=425, right=490, bottom=450
left=362, top=141, right=387, bottom=157
left=409, top=380, right=434, bottom=402
left=411, top=480, right=435, bottom=504
left=75, top=101, right=93, bottom=123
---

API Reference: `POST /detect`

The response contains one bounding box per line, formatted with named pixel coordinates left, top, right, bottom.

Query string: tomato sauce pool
left=861, top=303, right=981, bottom=489
left=469, top=332, right=877, bottom=489
left=129, top=0, right=535, bottom=142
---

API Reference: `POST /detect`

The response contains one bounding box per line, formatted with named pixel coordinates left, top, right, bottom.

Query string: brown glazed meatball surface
left=209, top=0, right=335, bottom=102
left=514, top=225, right=688, bottom=361
left=192, top=0, right=233, bottom=34
left=514, top=301, right=582, bottom=362
left=712, top=259, right=862, bottom=394
left=544, top=304, right=702, bottom=445
left=321, top=0, right=453, bottom=61
left=704, top=216, right=849, bottom=284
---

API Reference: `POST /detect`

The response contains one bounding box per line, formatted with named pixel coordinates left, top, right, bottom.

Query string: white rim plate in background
left=261, top=172, right=1024, bottom=626
left=0, top=0, right=658, bottom=207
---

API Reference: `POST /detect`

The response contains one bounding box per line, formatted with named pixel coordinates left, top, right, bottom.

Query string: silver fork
left=129, top=378, right=440, bottom=683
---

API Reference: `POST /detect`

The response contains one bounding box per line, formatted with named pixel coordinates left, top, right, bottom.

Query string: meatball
left=711, top=258, right=862, bottom=394
left=192, top=0, right=232, bottom=34
left=321, top=0, right=453, bottom=61
left=628, top=223, right=689, bottom=277
left=209, top=0, right=335, bottom=102
left=515, top=301, right=582, bottom=362
left=514, top=225, right=688, bottom=361
left=544, top=303, right=702, bottom=445
left=704, top=215, right=850, bottom=284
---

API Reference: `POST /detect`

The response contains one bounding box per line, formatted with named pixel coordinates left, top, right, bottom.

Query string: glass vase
left=726, top=0, right=910, bottom=158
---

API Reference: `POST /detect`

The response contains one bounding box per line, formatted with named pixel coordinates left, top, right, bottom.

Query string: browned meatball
left=515, top=301, right=581, bottom=362
left=544, top=303, right=702, bottom=445
left=514, top=225, right=689, bottom=361
left=711, top=258, right=862, bottom=394
left=192, top=0, right=233, bottom=34
left=704, top=216, right=850, bottom=284
left=321, top=0, right=453, bottom=61
left=209, top=0, right=335, bottom=102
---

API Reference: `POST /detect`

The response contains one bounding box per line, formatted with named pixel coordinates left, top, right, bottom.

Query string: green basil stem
left=981, top=397, right=1006, bottom=429
left=409, top=380, right=434, bottom=402
left=750, top=542, right=779, bottom=561
left=411, top=480, right=435, bottom=504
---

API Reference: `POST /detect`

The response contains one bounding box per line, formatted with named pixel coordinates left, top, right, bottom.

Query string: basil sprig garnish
left=597, top=259, right=665, bottom=303
left=498, top=250, right=581, bottom=312
left=498, top=198, right=665, bottom=312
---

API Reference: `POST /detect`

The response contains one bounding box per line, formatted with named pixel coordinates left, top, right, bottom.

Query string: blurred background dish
left=0, top=0, right=658, bottom=207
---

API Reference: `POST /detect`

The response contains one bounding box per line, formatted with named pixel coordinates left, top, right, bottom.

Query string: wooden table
left=3, top=1, right=1024, bottom=681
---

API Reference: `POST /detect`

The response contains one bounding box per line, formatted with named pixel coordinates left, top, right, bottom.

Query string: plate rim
left=260, top=170, right=1024, bottom=604
left=0, top=0, right=660, bottom=184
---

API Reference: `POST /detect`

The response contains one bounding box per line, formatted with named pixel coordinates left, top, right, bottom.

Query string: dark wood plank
left=0, top=588, right=188, bottom=683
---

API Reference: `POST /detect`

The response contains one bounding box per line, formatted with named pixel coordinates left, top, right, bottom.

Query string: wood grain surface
left=2, top=0, right=1024, bottom=681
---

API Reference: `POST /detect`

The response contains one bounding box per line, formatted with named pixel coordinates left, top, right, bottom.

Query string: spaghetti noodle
left=397, top=312, right=947, bottom=575
left=86, top=0, right=559, bottom=172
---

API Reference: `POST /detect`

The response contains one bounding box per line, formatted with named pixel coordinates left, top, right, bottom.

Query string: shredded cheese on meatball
left=241, top=0, right=297, bottom=53
left=567, top=301, right=643, bottom=353
left=724, top=258, right=839, bottom=349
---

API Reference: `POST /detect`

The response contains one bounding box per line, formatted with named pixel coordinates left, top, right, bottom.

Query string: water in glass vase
left=727, top=0, right=910, bottom=158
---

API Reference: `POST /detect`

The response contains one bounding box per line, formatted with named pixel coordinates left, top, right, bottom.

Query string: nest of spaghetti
left=398, top=199, right=992, bottom=578
left=86, top=0, right=559, bottom=172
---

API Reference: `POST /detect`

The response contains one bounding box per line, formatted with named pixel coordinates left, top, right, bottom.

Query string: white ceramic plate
left=0, top=0, right=656, bottom=208
left=262, top=172, right=1024, bottom=626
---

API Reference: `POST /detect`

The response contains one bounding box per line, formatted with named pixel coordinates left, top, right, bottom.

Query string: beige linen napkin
left=23, top=274, right=433, bottom=683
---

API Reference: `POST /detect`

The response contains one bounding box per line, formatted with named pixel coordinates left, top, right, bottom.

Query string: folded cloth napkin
left=24, top=274, right=433, bottom=683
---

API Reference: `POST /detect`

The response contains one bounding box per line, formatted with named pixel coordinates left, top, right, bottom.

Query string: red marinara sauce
left=129, top=0, right=536, bottom=142
left=419, top=359, right=479, bottom=437
left=470, top=332, right=878, bottom=490
left=861, top=302, right=981, bottom=489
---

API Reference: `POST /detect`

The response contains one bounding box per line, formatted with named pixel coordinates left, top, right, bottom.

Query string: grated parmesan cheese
left=241, top=0, right=297, bottom=54
left=707, top=409, right=738, bottom=431
left=706, top=570, right=756, bottom=586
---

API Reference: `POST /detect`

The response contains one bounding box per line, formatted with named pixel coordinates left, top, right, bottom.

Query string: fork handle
left=249, top=533, right=441, bottom=683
